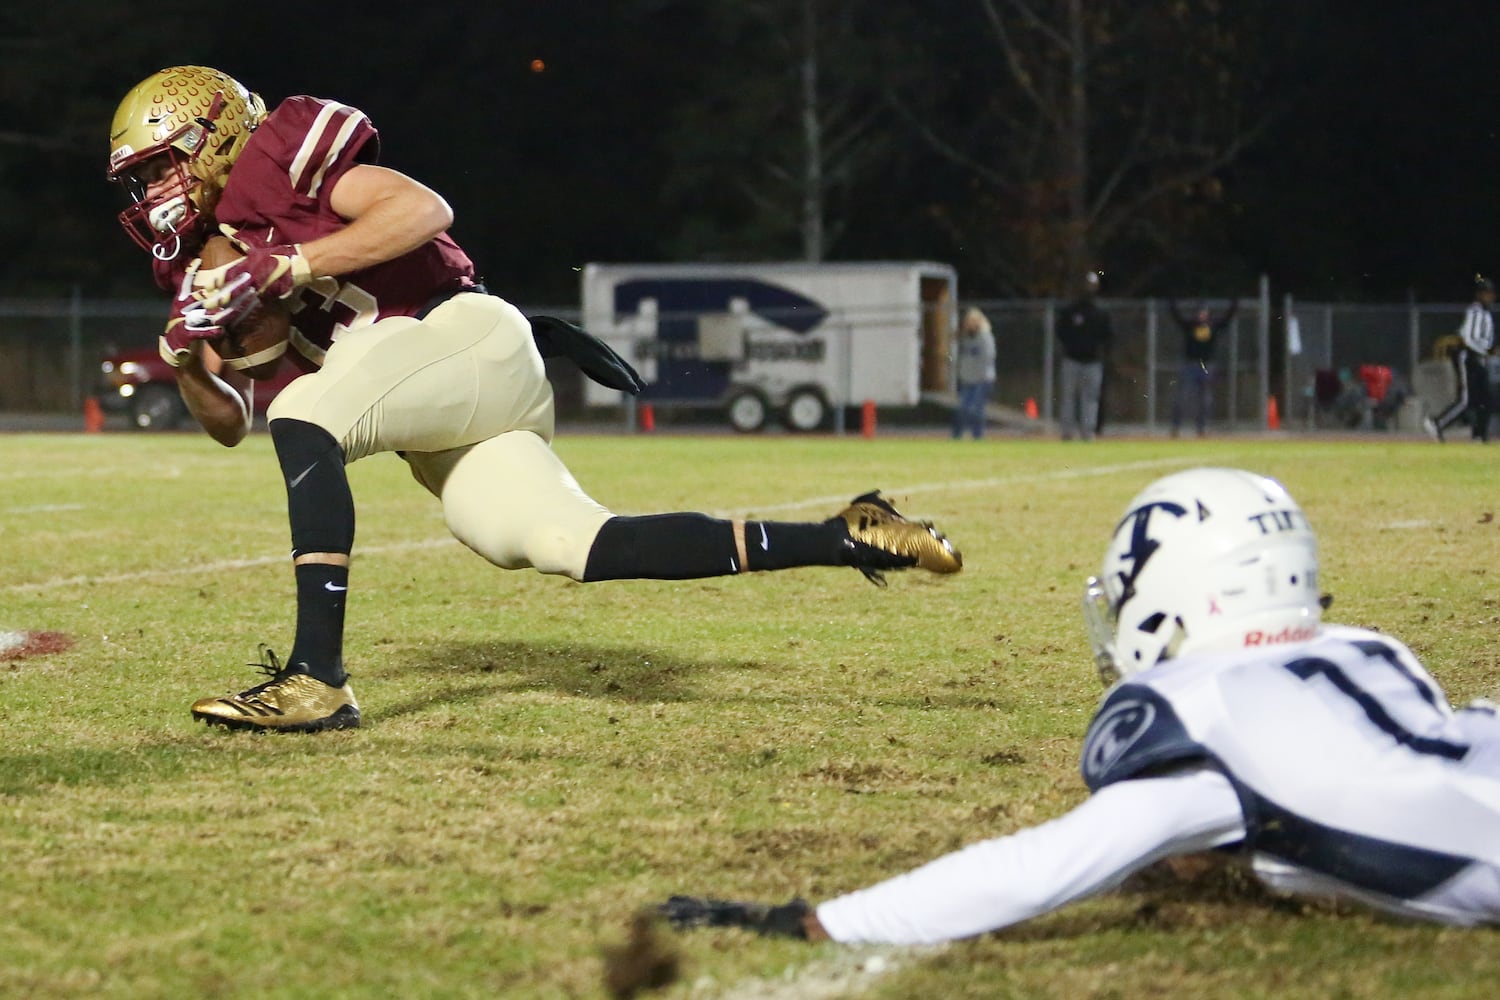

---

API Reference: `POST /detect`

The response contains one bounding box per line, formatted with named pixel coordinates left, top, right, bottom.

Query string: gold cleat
left=191, top=647, right=360, bottom=733
left=833, top=491, right=963, bottom=586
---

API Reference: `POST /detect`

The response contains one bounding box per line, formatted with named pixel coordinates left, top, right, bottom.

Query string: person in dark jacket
left=1056, top=272, right=1113, bottom=441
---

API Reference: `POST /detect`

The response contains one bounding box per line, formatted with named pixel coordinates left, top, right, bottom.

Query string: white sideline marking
left=5, top=457, right=1196, bottom=595
left=3, top=538, right=461, bottom=595
left=3, top=503, right=86, bottom=514
left=715, top=456, right=1196, bottom=517
left=0, top=464, right=184, bottom=481
left=1383, top=519, right=1434, bottom=530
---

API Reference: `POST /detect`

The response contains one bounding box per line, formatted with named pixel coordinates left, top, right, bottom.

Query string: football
left=198, top=235, right=292, bottom=381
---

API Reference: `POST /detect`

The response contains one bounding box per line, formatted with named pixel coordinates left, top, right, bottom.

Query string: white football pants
left=268, top=292, right=613, bottom=578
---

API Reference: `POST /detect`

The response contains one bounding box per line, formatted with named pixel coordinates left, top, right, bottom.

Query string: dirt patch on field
left=0, top=630, right=75, bottom=660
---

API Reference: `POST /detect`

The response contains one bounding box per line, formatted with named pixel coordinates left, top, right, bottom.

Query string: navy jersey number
left=1283, top=650, right=1468, bottom=761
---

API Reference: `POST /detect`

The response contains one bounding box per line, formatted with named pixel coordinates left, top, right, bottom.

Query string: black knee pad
left=269, top=418, right=355, bottom=556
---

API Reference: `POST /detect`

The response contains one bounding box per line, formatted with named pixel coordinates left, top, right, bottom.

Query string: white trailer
left=580, top=261, right=958, bottom=431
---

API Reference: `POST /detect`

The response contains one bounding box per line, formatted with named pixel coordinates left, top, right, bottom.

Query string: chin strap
left=152, top=235, right=181, bottom=262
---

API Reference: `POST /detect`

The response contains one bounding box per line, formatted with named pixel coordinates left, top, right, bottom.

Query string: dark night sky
left=1237, top=0, right=1500, bottom=302
left=15, top=1, right=1500, bottom=304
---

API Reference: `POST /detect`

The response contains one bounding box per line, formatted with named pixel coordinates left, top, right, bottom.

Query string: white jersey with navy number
left=1083, top=625, right=1500, bottom=921
left=815, top=626, right=1500, bottom=945
left=1459, top=302, right=1495, bottom=355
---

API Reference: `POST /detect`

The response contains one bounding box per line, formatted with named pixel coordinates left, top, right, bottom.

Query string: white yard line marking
left=3, top=503, right=86, bottom=514
left=715, top=456, right=1198, bottom=517
left=708, top=948, right=917, bottom=1000
left=0, top=464, right=185, bottom=482
left=3, top=538, right=461, bottom=595
left=6, top=456, right=1200, bottom=595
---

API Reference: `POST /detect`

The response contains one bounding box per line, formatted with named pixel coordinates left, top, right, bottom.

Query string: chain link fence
left=976, top=293, right=1270, bottom=432
left=970, top=284, right=1470, bottom=433
left=0, top=287, right=1479, bottom=432
left=0, top=295, right=166, bottom=414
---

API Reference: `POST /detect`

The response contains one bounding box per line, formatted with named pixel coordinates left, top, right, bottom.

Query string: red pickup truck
left=96, top=345, right=299, bottom=430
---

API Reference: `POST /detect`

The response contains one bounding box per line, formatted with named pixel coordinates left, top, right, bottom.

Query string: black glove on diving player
left=657, top=895, right=811, bottom=939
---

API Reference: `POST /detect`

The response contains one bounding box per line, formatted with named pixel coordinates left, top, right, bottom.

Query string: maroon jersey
left=155, top=96, right=477, bottom=370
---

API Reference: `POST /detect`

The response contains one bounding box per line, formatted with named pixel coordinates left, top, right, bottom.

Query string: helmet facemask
left=1083, top=468, right=1322, bottom=686
left=111, top=139, right=209, bottom=260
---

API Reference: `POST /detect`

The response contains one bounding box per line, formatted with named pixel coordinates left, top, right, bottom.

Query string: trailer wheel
left=725, top=388, right=771, bottom=433
left=782, top=387, right=828, bottom=432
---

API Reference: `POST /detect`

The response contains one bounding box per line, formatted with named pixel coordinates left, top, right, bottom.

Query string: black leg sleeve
left=269, top=418, right=354, bottom=685
left=269, top=418, right=355, bottom=557
left=581, top=514, right=847, bottom=581
left=583, top=514, right=739, bottom=581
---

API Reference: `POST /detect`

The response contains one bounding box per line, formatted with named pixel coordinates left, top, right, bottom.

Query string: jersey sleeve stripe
left=288, top=102, right=369, bottom=199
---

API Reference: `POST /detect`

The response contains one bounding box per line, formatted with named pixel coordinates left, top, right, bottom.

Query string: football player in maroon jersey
left=107, top=66, right=962, bottom=733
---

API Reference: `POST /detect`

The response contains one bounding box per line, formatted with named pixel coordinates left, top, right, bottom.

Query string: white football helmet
left=1083, top=468, right=1322, bottom=685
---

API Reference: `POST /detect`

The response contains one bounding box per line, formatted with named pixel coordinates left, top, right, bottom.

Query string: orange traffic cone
left=1267, top=395, right=1281, bottom=431
left=640, top=402, right=656, bottom=433
left=83, top=397, right=105, bottom=433
left=1024, top=397, right=1039, bottom=419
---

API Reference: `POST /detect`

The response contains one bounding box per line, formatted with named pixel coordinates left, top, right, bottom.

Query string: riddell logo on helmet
left=1243, top=625, right=1317, bottom=646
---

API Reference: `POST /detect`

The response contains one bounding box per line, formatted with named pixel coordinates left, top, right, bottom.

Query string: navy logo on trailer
left=613, top=278, right=829, bottom=400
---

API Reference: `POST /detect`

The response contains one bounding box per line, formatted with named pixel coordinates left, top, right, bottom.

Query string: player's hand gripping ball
left=193, top=235, right=293, bottom=381
left=190, top=228, right=312, bottom=317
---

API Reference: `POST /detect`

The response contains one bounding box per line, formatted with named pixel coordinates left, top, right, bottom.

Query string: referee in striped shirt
left=1426, top=275, right=1496, bottom=442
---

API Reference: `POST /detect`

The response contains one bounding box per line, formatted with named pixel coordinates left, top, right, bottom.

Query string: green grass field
left=2, top=430, right=1497, bottom=999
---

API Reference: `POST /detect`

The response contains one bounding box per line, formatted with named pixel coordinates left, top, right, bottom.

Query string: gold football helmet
left=108, top=66, right=266, bottom=259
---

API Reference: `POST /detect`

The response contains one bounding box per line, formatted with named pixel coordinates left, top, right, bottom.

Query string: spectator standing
left=1426, top=275, right=1495, bottom=443
left=1056, top=272, right=1112, bottom=441
left=1169, top=297, right=1238, bottom=438
left=951, top=307, right=997, bottom=439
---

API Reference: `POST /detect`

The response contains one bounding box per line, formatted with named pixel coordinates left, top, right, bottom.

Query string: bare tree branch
left=884, top=87, right=1021, bottom=196
left=976, top=0, right=1064, bottom=129
left=1092, top=112, right=1276, bottom=249
left=997, top=0, right=1070, bottom=50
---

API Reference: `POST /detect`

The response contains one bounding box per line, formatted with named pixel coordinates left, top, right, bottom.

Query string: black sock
left=742, top=520, right=846, bottom=571
left=288, top=562, right=348, bottom=687
left=581, top=514, right=846, bottom=581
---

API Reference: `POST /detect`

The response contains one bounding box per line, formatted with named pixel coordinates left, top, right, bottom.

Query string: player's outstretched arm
left=660, top=766, right=1246, bottom=947
left=812, top=765, right=1245, bottom=944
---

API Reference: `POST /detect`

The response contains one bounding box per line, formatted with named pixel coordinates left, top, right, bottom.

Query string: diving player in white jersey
left=660, top=467, right=1500, bottom=943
